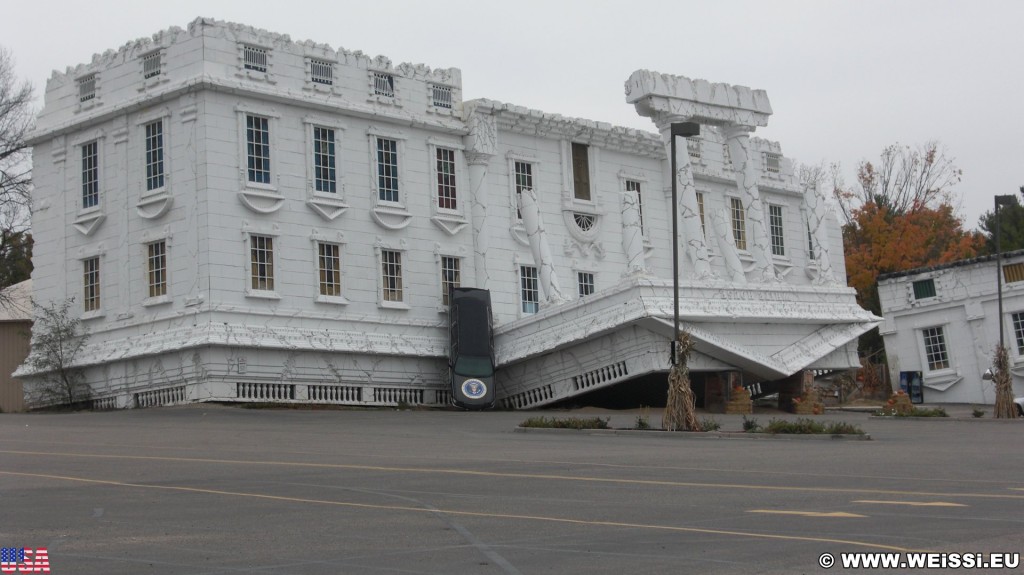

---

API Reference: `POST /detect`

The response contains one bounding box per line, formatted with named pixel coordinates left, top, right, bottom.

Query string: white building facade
left=19, top=18, right=878, bottom=410
left=878, top=251, right=1024, bottom=404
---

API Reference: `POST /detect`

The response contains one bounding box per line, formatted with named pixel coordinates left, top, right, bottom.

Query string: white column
left=621, top=191, right=646, bottom=275
left=723, top=124, right=777, bottom=282
left=710, top=207, right=746, bottom=284
left=661, top=130, right=712, bottom=280
left=802, top=179, right=836, bottom=284
left=518, top=188, right=566, bottom=305
left=466, top=151, right=493, bottom=289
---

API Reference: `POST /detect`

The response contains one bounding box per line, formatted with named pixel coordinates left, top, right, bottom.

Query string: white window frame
left=77, top=73, right=98, bottom=109
left=368, top=70, right=401, bottom=106
left=243, top=226, right=281, bottom=300
left=519, top=264, right=540, bottom=315
left=729, top=196, right=748, bottom=252
left=308, top=58, right=334, bottom=86
left=305, top=120, right=344, bottom=197
left=918, top=325, right=953, bottom=375
left=561, top=141, right=599, bottom=210
left=768, top=203, right=786, bottom=258
left=316, top=241, right=344, bottom=302
left=80, top=140, right=101, bottom=211
left=142, top=117, right=167, bottom=194
left=367, top=127, right=408, bottom=209
left=236, top=107, right=280, bottom=193
left=309, top=230, right=348, bottom=305
left=1012, top=311, right=1024, bottom=357
left=507, top=152, right=539, bottom=223
left=618, top=170, right=650, bottom=246
left=375, top=243, right=410, bottom=310
left=428, top=138, right=466, bottom=217
left=142, top=238, right=172, bottom=307
left=82, top=255, right=102, bottom=318
left=238, top=43, right=275, bottom=83
left=439, top=255, right=462, bottom=308
left=576, top=270, right=596, bottom=299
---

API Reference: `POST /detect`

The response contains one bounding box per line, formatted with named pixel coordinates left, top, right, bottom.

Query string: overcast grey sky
left=3, top=0, right=1021, bottom=230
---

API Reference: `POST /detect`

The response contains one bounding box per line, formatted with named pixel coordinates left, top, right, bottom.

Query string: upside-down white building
left=18, top=18, right=878, bottom=410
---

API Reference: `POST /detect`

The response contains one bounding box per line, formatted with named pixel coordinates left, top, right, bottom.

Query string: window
left=243, top=45, right=268, bottom=72
left=83, top=257, right=100, bottom=312
left=381, top=250, right=403, bottom=302
left=769, top=204, right=785, bottom=257
left=147, top=241, right=167, bottom=298
left=763, top=152, right=781, bottom=174
left=144, top=120, right=164, bottom=191
left=431, top=84, right=453, bottom=109
left=578, top=272, right=595, bottom=298
left=912, top=279, right=936, bottom=300
left=625, top=180, right=643, bottom=231
left=82, top=141, right=99, bottom=209
left=1003, top=263, right=1024, bottom=284
left=921, top=326, right=949, bottom=371
left=436, top=147, right=457, bottom=210
left=313, top=127, right=336, bottom=193
left=318, top=243, right=342, bottom=297
left=696, top=192, right=706, bottom=238
left=723, top=143, right=732, bottom=168
left=78, top=74, right=96, bottom=102
left=514, top=161, right=533, bottom=219
left=246, top=115, right=271, bottom=184
left=250, top=235, right=274, bottom=291
left=571, top=143, right=590, bottom=201
left=441, top=256, right=460, bottom=306
left=730, top=197, right=747, bottom=250
left=142, top=52, right=161, bottom=79
left=520, top=265, right=539, bottom=314
left=807, top=220, right=816, bottom=261
left=373, top=72, right=395, bottom=97
left=1013, top=312, right=1024, bottom=355
left=310, top=59, right=333, bottom=85
left=376, top=138, right=400, bottom=202
left=573, top=213, right=595, bottom=232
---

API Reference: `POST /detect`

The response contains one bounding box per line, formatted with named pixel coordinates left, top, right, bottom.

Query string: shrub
left=699, top=417, right=721, bottom=432
left=519, top=416, right=610, bottom=430
left=742, top=415, right=761, bottom=433
left=765, top=417, right=864, bottom=435
left=972, top=407, right=985, bottom=418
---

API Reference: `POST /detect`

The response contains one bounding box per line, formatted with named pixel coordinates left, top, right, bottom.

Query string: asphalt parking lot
left=1, top=405, right=1022, bottom=574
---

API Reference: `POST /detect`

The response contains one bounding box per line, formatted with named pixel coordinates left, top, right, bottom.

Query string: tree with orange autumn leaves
left=830, top=142, right=984, bottom=355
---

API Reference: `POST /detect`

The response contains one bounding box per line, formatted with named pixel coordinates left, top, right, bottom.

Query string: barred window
left=142, top=52, right=161, bottom=79
left=145, top=120, right=165, bottom=191
left=376, top=138, right=399, bottom=202
left=246, top=115, right=271, bottom=184
left=913, top=279, right=936, bottom=300
left=83, top=257, right=100, bottom=312
left=764, top=152, right=781, bottom=174
left=82, top=141, right=99, bottom=209
left=922, top=326, right=949, bottom=371
left=441, top=256, right=460, bottom=306
left=381, top=250, right=403, bottom=302
left=1003, top=262, right=1024, bottom=284
left=250, top=235, right=274, bottom=291
left=578, top=272, right=595, bottom=298
left=769, top=204, right=785, bottom=257
left=807, top=220, right=816, bottom=261
left=730, top=197, right=747, bottom=250
left=78, top=74, right=96, bottom=102
left=520, top=265, right=539, bottom=314
left=514, top=161, right=533, bottom=219
left=318, top=243, right=342, bottom=297
left=313, top=127, right=336, bottom=193
left=310, top=59, right=333, bottom=85
left=373, top=72, right=395, bottom=97
left=431, top=84, right=453, bottom=109
left=686, top=137, right=701, bottom=160
left=436, top=147, right=457, bottom=210
left=243, top=45, right=268, bottom=72
left=147, top=241, right=167, bottom=298
left=625, top=180, right=643, bottom=231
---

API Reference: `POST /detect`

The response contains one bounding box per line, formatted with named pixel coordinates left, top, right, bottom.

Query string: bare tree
left=24, top=298, right=91, bottom=407
left=0, top=47, right=34, bottom=310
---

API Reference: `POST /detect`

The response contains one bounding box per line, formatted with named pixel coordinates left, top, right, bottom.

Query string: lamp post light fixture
left=995, top=193, right=1017, bottom=352
left=669, top=121, right=701, bottom=365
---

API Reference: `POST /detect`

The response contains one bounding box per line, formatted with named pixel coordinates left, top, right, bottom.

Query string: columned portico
left=722, top=124, right=778, bottom=282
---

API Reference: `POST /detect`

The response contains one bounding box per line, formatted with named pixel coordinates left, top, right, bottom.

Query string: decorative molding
left=73, top=210, right=106, bottom=236
left=237, top=189, right=285, bottom=214
left=136, top=192, right=173, bottom=219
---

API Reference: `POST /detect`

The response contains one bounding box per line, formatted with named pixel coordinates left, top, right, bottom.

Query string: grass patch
left=874, top=407, right=949, bottom=418
left=764, top=417, right=864, bottom=435
left=742, top=415, right=761, bottom=433
left=519, top=416, right=610, bottom=430
left=699, top=417, right=721, bottom=432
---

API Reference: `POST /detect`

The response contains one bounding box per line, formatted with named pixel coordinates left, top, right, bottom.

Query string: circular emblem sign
left=461, top=379, right=487, bottom=399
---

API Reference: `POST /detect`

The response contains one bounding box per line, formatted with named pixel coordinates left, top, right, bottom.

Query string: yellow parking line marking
left=854, top=500, right=967, bottom=508
left=1, top=449, right=1022, bottom=501
left=748, top=510, right=866, bottom=518
left=0, top=470, right=910, bottom=552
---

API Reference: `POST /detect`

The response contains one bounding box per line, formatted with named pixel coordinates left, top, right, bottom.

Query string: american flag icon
left=0, top=547, right=50, bottom=573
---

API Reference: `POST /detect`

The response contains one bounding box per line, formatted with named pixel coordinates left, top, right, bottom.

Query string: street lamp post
left=995, top=194, right=1016, bottom=352
left=669, top=121, right=701, bottom=365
